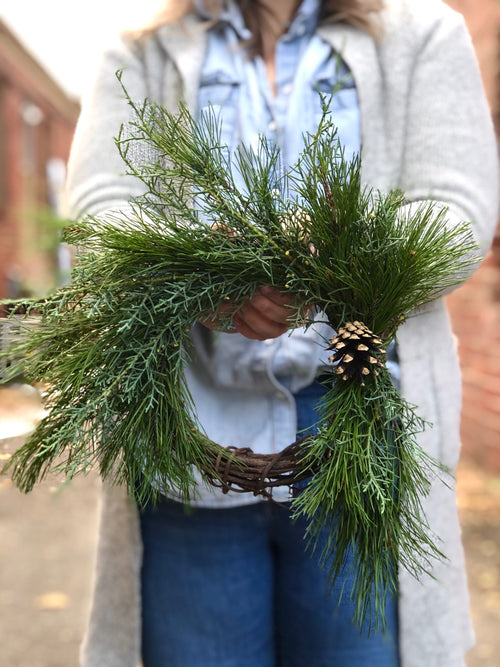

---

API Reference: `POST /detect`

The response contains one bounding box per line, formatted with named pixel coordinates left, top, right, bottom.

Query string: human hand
left=200, top=286, right=307, bottom=341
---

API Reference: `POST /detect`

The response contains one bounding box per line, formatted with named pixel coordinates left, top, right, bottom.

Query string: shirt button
left=275, top=391, right=287, bottom=400
left=295, top=23, right=306, bottom=36
left=268, top=120, right=278, bottom=132
left=282, top=83, right=293, bottom=95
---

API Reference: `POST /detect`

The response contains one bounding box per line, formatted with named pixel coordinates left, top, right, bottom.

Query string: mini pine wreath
left=1, top=89, right=478, bottom=630
left=326, top=321, right=386, bottom=385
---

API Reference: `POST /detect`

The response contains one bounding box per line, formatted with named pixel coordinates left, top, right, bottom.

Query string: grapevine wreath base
left=1, top=93, right=477, bottom=629
left=202, top=440, right=310, bottom=498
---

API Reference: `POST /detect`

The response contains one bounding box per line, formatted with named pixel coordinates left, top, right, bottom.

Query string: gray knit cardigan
left=66, top=1, right=499, bottom=665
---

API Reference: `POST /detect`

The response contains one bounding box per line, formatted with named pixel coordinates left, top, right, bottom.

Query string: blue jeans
left=140, top=381, right=399, bottom=666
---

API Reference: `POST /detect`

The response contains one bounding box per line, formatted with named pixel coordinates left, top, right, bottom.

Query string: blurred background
left=0, top=0, right=499, bottom=665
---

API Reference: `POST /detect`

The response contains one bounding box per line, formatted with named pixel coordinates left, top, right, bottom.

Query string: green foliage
left=1, top=85, right=478, bottom=629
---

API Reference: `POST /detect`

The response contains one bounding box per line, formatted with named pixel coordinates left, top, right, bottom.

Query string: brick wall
left=444, top=0, right=500, bottom=470
left=0, top=20, right=79, bottom=299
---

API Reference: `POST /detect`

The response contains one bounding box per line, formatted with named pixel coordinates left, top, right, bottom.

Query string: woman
left=66, top=1, right=498, bottom=665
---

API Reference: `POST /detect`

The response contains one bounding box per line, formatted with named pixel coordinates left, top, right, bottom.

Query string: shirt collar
left=288, top=0, right=321, bottom=39
left=194, top=0, right=321, bottom=41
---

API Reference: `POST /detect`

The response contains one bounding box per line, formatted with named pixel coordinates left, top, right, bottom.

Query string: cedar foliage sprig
left=2, top=83, right=478, bottom=629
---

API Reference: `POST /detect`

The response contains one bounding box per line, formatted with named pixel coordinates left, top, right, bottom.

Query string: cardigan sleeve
left=397, top=5, right=498, bottom=260
left=64, top=36, right=151, bottom=221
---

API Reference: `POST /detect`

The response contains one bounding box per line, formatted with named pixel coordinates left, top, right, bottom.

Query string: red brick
left=0, top=20, right=79, bottom=299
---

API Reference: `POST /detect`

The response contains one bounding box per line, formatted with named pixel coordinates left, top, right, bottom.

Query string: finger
left=230, top=313, right=263, bottom=339
left=234, top=306, right=289, bottom=340
left=246, top=291, right=296, bottom=326
left=231, top=315, right=275, bottom=340
left=258, top=285, right=296, bottom=308
left=258, top=288, right=316, bottom=325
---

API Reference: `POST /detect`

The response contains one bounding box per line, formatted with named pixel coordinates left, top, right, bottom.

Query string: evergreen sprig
left=1, top=84, right=477, bottom=629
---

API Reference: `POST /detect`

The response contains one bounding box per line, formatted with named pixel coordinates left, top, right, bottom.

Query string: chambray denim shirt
left=196, top=0, right=361, bottom=180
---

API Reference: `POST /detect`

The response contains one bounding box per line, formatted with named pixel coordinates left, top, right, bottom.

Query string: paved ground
left=1, top=383, right=499, bottom=666
left=457, top=462, right=500, bottom=666
left=0, top=385, right=100, bottom=667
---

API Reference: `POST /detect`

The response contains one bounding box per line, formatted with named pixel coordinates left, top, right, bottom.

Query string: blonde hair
left=142, top=0, right=384, bottom=43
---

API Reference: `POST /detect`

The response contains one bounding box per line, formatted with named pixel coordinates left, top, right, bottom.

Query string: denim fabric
left=140, top=382, right=399, bottom=666
left=197, top=0, right=361, bottom=184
